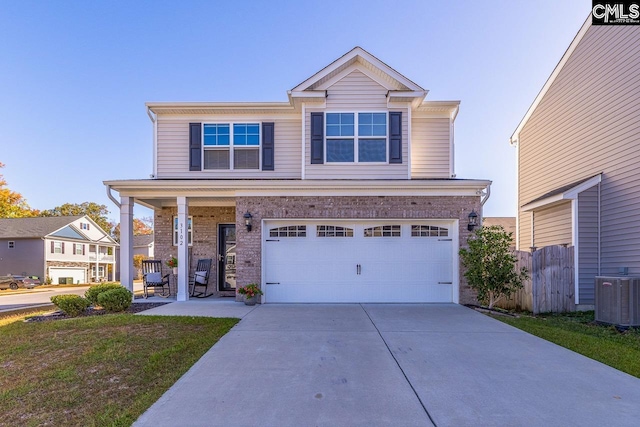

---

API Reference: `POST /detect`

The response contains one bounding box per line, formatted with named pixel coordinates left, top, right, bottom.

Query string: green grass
left=494, top=311, right=640, bottom=378
left=0, top=313, right=239, bottom=426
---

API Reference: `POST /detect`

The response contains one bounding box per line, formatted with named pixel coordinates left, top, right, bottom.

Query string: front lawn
left=494, top=311, right=640, bottom=378
left=0, top=312, right=239, bottom=426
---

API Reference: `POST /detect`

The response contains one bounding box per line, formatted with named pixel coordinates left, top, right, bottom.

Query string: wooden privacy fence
left=495, top=245, right=575, bottom=314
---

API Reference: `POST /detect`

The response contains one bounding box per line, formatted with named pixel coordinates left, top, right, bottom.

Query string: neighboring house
left=106, top=47, right=491, bottom=303
left=0, top=215, right=118, bottom=284
left=133, top=234, right=154, bottom=258
left=510, top=18, right=640, bottom=308
left=482, top=217, right=516, bottom=246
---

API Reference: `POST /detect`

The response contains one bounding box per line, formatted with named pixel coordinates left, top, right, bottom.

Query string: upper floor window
left=53, top=241, right=63, bottom=254
left=326, top=113, right=387, bottom=163
left=80, top=222, right=90, bottom=230
left=8, top=241, right=15, bottom=249
left=75, top=244, right=84, bottom=255
left=203, top=123, right=260, bottom=170
left=173, top=216, right=193, bottom=246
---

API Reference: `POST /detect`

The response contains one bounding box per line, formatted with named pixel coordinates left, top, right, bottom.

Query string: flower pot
left=172, top=267, right=178, bottom=275
left=244, top=296, right=258, bottom=306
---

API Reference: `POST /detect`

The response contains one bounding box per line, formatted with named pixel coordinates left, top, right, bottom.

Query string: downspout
left=479, top=183, right=491, bottom=226
left=105, top=185, right=121, bottom=209
left=147, top=106, right=157, bottom=178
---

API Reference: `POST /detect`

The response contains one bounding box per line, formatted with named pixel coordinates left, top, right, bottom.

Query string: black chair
left=142, top=260, right=170, bottom=298
left=189, top=258, right=213, bottom=298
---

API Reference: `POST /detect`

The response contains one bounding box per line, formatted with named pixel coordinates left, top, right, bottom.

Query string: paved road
left=0, top=282, right=144, bottom=312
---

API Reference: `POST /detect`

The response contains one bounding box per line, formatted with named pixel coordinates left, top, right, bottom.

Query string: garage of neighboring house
left=263, top=219, right=458, bottom=303
left=49, top=267, right=86, bottom=285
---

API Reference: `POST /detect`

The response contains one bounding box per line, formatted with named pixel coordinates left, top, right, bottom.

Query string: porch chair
left=142, top=260, right=170, bottom=298
left=189, top=258, right=213, bottom=298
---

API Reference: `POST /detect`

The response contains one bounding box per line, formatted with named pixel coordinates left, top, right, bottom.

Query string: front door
left=218, top=224, right=236, bottom=291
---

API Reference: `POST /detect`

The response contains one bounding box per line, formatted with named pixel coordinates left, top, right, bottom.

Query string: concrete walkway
left=134, top=303, right=640, bottom=427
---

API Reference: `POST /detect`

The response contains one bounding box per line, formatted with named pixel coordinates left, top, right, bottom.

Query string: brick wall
left=154, top=206, right=235, bottom=296
left=235, top=195, right=481, bottom=304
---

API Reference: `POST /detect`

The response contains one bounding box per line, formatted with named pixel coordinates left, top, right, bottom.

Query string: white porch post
left=119, top=197, right=134, bottom=293
left=177, top=196, right=189, bottom=301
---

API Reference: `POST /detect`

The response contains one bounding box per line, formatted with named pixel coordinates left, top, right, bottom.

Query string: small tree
left=459, top=225, right=528, bottom=309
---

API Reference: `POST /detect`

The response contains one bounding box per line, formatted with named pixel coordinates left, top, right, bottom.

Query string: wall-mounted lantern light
left=243, top=212, right=253, bottom=232
left=467, top=210, right=478, bottom=232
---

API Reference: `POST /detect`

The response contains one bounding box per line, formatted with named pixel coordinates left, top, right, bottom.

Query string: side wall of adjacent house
left=578, top=186, right=599, bottom=304
left=517, top=25, right=640, bottom=278
left=0, top=238, right=44, bottom=278
left=532, top=202, right=572, bottom=248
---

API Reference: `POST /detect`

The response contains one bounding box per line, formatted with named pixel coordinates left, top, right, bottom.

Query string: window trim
left=325, top=111, right=388, bottom=164
left=8, top=241, right=14, bottom=249
left=75, top=244, right=84, bottom=255
left=173, top=216, right=193, bottom=246
left=53, top=241, right=63, bottom=254
left=202, top=122, right=262, bottom=170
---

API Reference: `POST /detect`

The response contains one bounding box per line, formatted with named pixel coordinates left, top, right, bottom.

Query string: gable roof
left=0, top=216, right=85, bottom=239
left=510, top=16, right=592, bottom=145
left=133, top=234, right=154, bottom=247
left=291, top=46, right=425, bottom=93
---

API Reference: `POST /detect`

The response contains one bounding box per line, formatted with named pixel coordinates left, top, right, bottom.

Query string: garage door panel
left=264, top=220, right=455, bottom=303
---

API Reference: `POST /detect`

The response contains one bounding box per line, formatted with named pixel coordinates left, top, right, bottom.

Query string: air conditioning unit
left=595, top=276, right=640, bottom=327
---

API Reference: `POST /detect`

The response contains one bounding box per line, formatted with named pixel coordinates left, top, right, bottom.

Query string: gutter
left=481, top=183, right=491, bottom=206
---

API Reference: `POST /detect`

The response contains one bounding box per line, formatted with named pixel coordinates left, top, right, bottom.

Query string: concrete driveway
left=135, top=304, right=640, bottom=427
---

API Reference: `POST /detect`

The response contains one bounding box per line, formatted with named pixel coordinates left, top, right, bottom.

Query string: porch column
left=119, top=197, right=134, bottom=294
left=176, top=196, right=189, bottom=301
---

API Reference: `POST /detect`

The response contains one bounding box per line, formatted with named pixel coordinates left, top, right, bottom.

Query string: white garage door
left=263, top=220, right=456, bottom=303
left=49, top=268, right=86, bottom=285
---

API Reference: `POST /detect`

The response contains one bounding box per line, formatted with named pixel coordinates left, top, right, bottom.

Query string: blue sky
left=0, top=0, right=589, bottom=221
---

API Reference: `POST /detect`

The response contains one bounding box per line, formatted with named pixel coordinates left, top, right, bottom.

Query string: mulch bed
left=464, top=303, right=520, bottom=317
left=25, top=302, right=170, bottom=322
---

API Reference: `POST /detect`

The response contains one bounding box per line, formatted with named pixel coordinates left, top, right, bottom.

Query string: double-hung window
left=326, top=112, right=387, bottom=163
left=203, top=123, right=260, bottom=170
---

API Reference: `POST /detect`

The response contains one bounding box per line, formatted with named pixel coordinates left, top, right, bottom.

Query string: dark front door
left=218, top=224, right=236, bottom=291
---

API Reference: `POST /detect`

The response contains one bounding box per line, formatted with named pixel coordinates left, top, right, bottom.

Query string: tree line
left=0, top=161, right=152, bottom=238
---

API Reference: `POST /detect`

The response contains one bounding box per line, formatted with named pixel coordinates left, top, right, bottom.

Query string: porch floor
left=134, top=297, right=257, bottom=318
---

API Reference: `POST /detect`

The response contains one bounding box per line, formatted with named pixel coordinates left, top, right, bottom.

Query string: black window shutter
left=389, top=112, right=402, bottom=164
left=189, top=123, right=202, bottom=171
left=62, top=242, right=65, bottom=254
left=82, top=244, right=85, bottom=255
left=310, top=112, right=324, bottom=164
left=51, top=241, right=54, bottom=253
left=73, top=243, right=76, bottom=254
left=262, top=122, right=275, bottom=171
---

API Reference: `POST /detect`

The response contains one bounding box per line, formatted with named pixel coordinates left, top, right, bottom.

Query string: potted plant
left=166, top=256, right=178, bottom=275
left=238, top=283, right=263, bottom=306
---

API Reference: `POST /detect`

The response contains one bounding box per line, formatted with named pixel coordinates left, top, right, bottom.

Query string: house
left=482, top=217, right=516, bottom=247
left=133, top=234, right=154, bottom=258
left=106, top=47, right=491, bottom=303
left=510, top=18, right=640, bottom=308
left=0, top=215, right=118, bottom=284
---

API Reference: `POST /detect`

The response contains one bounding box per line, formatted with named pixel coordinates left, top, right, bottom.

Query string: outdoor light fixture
left=243, top=212, right=253, bottom=232
left=467, top=210, right=478, bottom=231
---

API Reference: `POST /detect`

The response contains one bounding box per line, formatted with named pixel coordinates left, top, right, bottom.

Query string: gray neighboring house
left=0, top=215, right=118, bottom=283
left=133, top=234, right=154, bottom=258
left=510, top=17, right=640, bottom=307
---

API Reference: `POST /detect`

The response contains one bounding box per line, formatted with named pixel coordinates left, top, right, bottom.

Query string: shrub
left=50, top=294, right=91, bottom=317
left=97, top=288, right=133, bottom=313
left=85, top=283, right=122, bottom=305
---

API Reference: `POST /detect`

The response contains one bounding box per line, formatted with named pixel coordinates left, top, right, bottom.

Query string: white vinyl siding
left=517, top=23, right=640, bottom=275
left=156, top=116, right=301, bottom=178
left=411, top=117, right=451, bottom=178
left=578, top=186, right=599, bottom=305
left=532, top=202, right=572, bottom=248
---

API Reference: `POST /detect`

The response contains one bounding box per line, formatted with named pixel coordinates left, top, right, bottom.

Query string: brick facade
left=154, top=206, right=235, bottom=297
left=154, top=196, right=481, bottom=304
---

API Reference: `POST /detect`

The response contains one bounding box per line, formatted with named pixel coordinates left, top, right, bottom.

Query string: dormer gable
left=289, top=47, right=427, bottom=108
